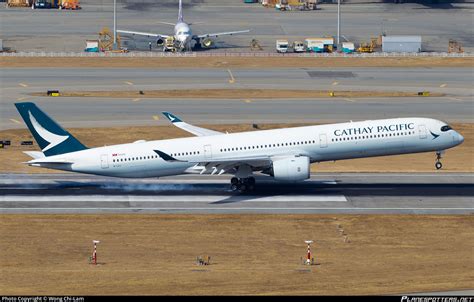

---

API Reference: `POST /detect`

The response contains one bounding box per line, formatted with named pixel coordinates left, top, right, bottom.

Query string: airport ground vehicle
left=342, top=42, right=355, bottom=54
left=32, top=0, right=54, bottom=9
left=292, top=41, right=305, bottom=52
left=276, top=40, right=289, bottom=53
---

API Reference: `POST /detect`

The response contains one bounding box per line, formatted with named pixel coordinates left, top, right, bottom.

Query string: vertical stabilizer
left=14, top=102, right=87, bottom=156
left=178, top=0, right=184, bottom=22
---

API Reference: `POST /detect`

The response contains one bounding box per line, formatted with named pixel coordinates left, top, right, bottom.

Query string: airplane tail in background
left=14, top=102, right=88, bottom=157
left=178, top=0, right=183, bottom=22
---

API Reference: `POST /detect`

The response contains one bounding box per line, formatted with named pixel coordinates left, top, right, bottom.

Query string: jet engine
left=201, top=37, right=213, bottom=48
left=156, top=38, right=164, bottom=46
left=271, top=156, right=310, bottom=182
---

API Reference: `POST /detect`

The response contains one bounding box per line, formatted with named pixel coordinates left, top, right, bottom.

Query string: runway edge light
left=89, top=240, right=100, bottom=265
left=303, top=240, right=314, bottom=266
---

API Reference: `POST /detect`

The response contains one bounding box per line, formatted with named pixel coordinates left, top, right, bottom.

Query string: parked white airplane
left=117, top=0, right=250, bottom=51
left=16, top=103, right=464, bottom=192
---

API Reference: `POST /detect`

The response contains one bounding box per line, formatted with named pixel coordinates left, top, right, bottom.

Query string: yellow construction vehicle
left=357, top=42, right=373, bottom=53
left=448, top=39, right=464, bottom=53
left=98, top=27, right=121, bottom=51
left=163, top=36, right=176, bottom=52
left=7, top=0, right=31, bottom=7
left=250, top=39, right=263, bottom=51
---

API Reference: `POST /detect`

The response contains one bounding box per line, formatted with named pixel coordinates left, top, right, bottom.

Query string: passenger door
left=100, top=154, right=109, bottom=169
left=319, top=133, right=328, bottom=148
left=418, top=125, right=427, bottom=139
left=203, top=144, right=212, bottom=160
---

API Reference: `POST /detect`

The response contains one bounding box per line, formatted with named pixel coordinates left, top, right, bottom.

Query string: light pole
left=337, top=0, right=341, bottom=48
left=113, top=0, right=117, bottom=50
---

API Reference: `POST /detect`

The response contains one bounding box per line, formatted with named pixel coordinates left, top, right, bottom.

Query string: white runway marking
left=227, top=69, right=235, bottom=83
left=0, top=195, right=348, bottom=202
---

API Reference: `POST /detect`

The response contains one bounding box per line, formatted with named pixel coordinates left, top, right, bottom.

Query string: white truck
left=276, top=39, right=289, bottom=53
left=292, top=41, right=305, bottom=52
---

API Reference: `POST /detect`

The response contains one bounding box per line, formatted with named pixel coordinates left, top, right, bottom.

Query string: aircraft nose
left=457, top=132, right=464, bottom=144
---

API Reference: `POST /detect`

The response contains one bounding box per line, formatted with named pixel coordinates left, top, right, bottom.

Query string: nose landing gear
left=435, top=151, right=444, bottom=170
left=230, top=177, right=256, bottom=193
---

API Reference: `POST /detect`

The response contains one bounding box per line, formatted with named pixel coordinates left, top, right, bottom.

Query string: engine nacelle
left=156, top=38, right=164, bottom=46
left=272, top=156, right=310, bottom=182
left=201, top=37, right=213, bottom=48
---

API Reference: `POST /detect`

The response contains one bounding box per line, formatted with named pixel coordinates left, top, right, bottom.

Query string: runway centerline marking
left=132, top=98, right=141, bottom=102
left=440, top=83, right=447, bottom=88
left=18, top=83, right=28, bottom=87
left=16, top=97, right=28, bottom=101
left=9, top=119, right=21, bottom=124
left=343, top=98, right=356, bottom=103
left=124, top=81, right=134, bottom=86
left=227, top=69, right=235, bottom=84
left=332, top=81, right=339, bottom=86
left=152, top=115, right=160, bottom=121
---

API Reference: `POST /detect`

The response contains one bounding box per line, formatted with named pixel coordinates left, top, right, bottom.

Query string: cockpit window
left=441, top=125, right=452, bottom=132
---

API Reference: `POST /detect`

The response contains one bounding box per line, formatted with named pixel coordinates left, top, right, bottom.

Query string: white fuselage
left=34, top=118, right=464, bottom=178
left=174, top=22, right=192, bottom=49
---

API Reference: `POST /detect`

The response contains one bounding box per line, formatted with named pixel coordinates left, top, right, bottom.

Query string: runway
left=1, top=173, right=472, bottom=214
left=1, top=67, right=473, bottom=129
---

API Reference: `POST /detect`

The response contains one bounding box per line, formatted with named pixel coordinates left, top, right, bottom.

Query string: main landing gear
left=435, top=151, right=443, bottom=170
left=230, top=177, right=256, bottom=193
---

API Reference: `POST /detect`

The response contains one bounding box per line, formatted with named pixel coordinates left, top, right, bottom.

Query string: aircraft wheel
left=230, top=184, right=239, bottom=192
left=435, top=162, right=442, bottom=170
left=231, top=177, right=239, bottom=185
left=238, top=184, right=247, bottom=193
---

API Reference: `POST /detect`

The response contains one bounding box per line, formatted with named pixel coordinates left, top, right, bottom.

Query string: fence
left=1, top=51, right=472, bottom=58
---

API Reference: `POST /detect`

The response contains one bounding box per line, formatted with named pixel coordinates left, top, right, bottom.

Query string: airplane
left=15, top=102, right=464, bottom=192
left=117, top=0, right=250, bottom=51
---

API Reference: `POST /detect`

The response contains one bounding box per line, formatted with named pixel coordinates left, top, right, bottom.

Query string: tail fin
left=178, top=0, right=183, bottom=22
left=14, top=102, right=87, bottom=157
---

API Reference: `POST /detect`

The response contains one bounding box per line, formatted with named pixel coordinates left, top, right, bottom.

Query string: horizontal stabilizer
left=26, top=160, right=74, bottom=165
left=23, top=151, right=45, bottom=159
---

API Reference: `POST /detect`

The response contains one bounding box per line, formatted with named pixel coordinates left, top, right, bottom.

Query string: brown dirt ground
left=32, top=89, right=443, bottom=99
left=1, top=56, right=473, bottom=69
left=0, top=215, right=472, bottom=295
left=0, top=123, right=472, bottom=174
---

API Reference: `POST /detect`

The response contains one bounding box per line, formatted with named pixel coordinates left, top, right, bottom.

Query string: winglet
left=154, top=150, right=186, bottom=162
left=162, top=112, right=183, bottom=123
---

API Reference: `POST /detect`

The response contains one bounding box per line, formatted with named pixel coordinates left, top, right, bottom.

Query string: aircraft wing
left=117, top=30, right=169, bottom=38
left=196, top=29, right=250, bottom=39
left=162, top=112, right=223, bottom=137
left=154, top=149, right=271, bottom=175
